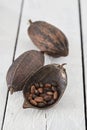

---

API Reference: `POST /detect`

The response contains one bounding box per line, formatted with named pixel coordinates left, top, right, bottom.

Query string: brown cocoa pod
left=6, top=50, right=44, bottom=94
left=39, top=83, right=44, bottom=88
left=28, top=20, right=69, bottom=57
left=23, top=63, right=67, bottom=109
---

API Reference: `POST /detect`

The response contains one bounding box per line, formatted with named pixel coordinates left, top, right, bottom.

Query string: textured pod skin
left=23, top=64, right=67, bottom=109
left=28, top=20, right=69, bottom=57
left=6, top=50, right=44, bottom=94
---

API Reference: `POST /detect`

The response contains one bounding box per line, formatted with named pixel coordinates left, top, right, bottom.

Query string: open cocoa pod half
left=6, top=50, right=44, bottom=94
left=23, top=64, right=67, bottom=109
left=28, top=20, right=69, bottom=57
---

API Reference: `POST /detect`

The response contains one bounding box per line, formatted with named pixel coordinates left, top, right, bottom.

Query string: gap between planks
left=78, top=0, right=87, bottom=129
left=1, top=0, right=24, bottom=130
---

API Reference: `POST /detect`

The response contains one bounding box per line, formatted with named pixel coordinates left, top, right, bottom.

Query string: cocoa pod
left=23, top=63, right=67, bottom=109
left=52, top=86, right=57, bottom=92
left=6, top=50, right=44, bottom=94
left=28, top=20, right=69, bottom=57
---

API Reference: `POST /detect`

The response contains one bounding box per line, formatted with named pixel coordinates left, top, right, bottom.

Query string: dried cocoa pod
left=23, top=63, right=67, bottom=109
left=6, top=50, right=44, bottom=94
left=28, top=20, right=69, bottom=57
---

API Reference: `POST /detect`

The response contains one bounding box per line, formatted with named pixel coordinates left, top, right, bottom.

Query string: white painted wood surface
left=0, top=0, right=86, bottom=130
left=0, top=0, right=21, bottom=128
left=80, top=0, right=87, bottom=115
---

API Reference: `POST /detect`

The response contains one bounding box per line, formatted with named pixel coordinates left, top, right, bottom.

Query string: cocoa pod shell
left=23, top=63, right=67, bottom=109
left=6, top=50, right=44, bottom=94
left=28, top=20, right=69, bottom=57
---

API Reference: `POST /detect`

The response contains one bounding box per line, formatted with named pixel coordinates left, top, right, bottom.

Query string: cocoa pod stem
left=29, top=19, right=33, bottom=25
left=60, top=63, right=67, bottom=68
left=56, top=63, right=66, bottom=69
left=9, top=87, right=14, bottom=94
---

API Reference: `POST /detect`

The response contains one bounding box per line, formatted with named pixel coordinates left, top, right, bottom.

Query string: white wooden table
left=0, top=0, right=87, bottom=130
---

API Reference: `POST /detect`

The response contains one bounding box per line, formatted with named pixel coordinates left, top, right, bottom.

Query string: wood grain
left=45, top=0, right=86, bottom=129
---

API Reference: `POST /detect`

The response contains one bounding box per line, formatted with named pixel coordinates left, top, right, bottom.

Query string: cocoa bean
left=31, top=85, right=35, bottom=93
left=52, top=86, right=57, bottom=92
left=45, top=83, right=51, bottom=88
left=44, top=95, right=52, bottom=102
left=47, top=91, right=53, bottom=96
left=37, top=102, right=45, bottom=107
left=34, top=97, right=44, bottom=103
left=35, top=90, right=39, bottom=96
left=39, top=83, right=44, bottom=88
left=53, top=91, right=58, bottom=100
left=30, top=99, right=37, bottom=106
left=38, top=88, right=43, bottom=93
left=44, top=87, right=51, bottom=92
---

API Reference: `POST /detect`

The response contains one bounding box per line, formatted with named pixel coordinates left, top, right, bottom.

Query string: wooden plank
left=46, top=0, right=86, bottom=129
left=3, top=0, right=86, bottom=130
left=80, top=0, right=87, bottom=117
left=0, top=0, right=22, bottom=129
left=2, top=0, right=46, bottom=130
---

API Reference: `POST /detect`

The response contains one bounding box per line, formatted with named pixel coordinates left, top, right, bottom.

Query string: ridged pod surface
left=28, top=20, right=69, bottom=57
left=6, top=50, right=44, bottom=94
left=23, top=64, right=67, bottom=109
